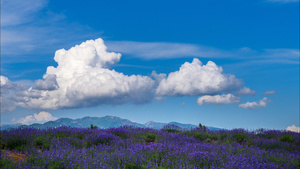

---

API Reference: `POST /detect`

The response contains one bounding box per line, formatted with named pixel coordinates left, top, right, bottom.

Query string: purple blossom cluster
left=1, top=126, right=299, bottom=168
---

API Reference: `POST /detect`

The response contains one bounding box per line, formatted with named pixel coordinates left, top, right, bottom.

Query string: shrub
left=34, top=136, right=51, bottom=150
left=125, top=163, right=146, bottom=169
left=163, top=124, right=182, bottom=133
left=279, top=135, right=294, bottom=143
left=220, top=133, right=228, bottom=140
left=86, top=133, right=116, bottom=147
left=232, top=133, right=248, bottom=143
left=111, top=128, right=130, bottom=139
left=6, top=138, right=27, bottom=151
left=193, top=132, right=210, bottom=141
left=145, top=133, right=157, bottom=143
left=90, top=124, right=98, bottom=129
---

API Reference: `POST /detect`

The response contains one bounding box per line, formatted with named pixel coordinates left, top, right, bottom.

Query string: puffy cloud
left=0, top=75, right=25, bottom=112
left=286, top=125, right=300, bottom=133
left=156, top=58, right=242, bottom=96
left=16, top=38, right=156, bottom=109
left=1, top=75, right=18, bottom=94
left=34, top=74, right=58, bottom=90
left=236, top=87, right=256, bottom=96
left=13, top=111, right=58, bottom=125
left=151, top=71, right=166, bottom=85
left=197, top=94, right=240, bottom=105
left=239, top=97, right=270, bottom=109
left=263, top=90, right=277, bottom=95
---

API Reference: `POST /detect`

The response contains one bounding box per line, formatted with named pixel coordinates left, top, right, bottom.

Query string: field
left=1, top=125, right=300, bottom=169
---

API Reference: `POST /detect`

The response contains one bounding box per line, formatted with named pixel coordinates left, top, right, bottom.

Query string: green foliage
left=90, top=124, right=98, bottom=129
left=199, top=123, right=203, bottom=128
left=220, top=133, right=228, bottom=140
left=6, top=138, right=27, bottom=151
left=232, top=133, right=248, bottom=142
left=279, top=135, right=294, bottom=143
left=198, top=123, right=207, bottom=131
left=165, top=128, right=182, bottom=133
left=193, top=132, right=210, bottom=141
left=0, top=158, right=13, bottom=168
left=112, top=131, right=129, bottom=139
left=297, top=161, right=300, bottom=168
left=145, top=133, right=157, bottom=143
left=210, top=134, right=218, bottom=141
left=54, top=133, right=68, bottom=138
left=0, top=137, right=5, bottom=149
left=125, top=163, right=146, bottom=169
left=26, top=156, right=36, bottom=165
left=266, top=156, right=287, bottom=164
left=149, top=152, right=165, bottom=165
left=34, top=136, right=50, bottom=150
left=163, top=124, right=182, bottom=133
left=47, top=161, right=66, bottom=169
left=72, top=134, right=84, bottom=139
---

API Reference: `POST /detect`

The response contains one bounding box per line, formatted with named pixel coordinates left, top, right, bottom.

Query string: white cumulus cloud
left=13, top=111, right=58, bottom=125
left=239, top=97, right=271, bottom=109
left=15, top=38, right=156, bottom=109
left=197, top=94, right=240, bottom=105
left=286, top=125, right=300, bottom=133
left=156, top=58, right=242, bottom=96
left=0, top=75, right=25, bottom=112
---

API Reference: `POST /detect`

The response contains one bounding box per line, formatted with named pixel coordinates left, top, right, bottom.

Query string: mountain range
left=0, top=116, right=221, bottom=131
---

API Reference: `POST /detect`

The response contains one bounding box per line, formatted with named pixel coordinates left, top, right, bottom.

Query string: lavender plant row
left=1, top=125, right=299, bottom=169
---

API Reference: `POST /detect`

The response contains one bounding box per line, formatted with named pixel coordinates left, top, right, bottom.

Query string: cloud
left=263, top=90, right=277, bottom=95
left=236, top=87, right=256, bottom=96
left=0, top=75, right=25, bottom=112
left=106, top=41, right=232, bottom=59
left=197, top=94, right=240, bottom=105
left=14, top=38, right=155, bottom=109
left=286, top=125, right=300, bottom=133
left=156, top=58, right=242, bottom=96
left=1, top=0, right=97, bottom=57
left=239, top=97, right=271, bottom=109
left=34, top=74, right=58, bottom=90
left=106, top=41, right=299, bottom=65
left=13, top=111, right=58, bottom=125
left=1, top=0, right=47, bottom=26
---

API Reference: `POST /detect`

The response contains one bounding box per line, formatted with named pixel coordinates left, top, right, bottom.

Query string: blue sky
left=1, top=0, right=299, bottom=131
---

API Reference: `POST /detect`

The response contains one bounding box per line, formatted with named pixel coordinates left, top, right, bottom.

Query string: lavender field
left=1, top=125, right=300, bottom=169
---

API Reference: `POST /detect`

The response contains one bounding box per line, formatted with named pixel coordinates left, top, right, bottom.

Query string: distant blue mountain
left=0, top=123, right=23, bottom=130
left=1, top=116, right=222, bottom=131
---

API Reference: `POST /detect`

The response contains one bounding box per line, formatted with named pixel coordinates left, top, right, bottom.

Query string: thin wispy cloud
left=106, top=41, right=231, bottom=59
left=106, top=41, right=299, bottom=65
left=1, top=0, right=98, bottom=56
left=263, top=90, right=277, bottom=95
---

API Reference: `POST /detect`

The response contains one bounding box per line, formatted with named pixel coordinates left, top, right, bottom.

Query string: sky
left=1, top=0, right=299, bottom=131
